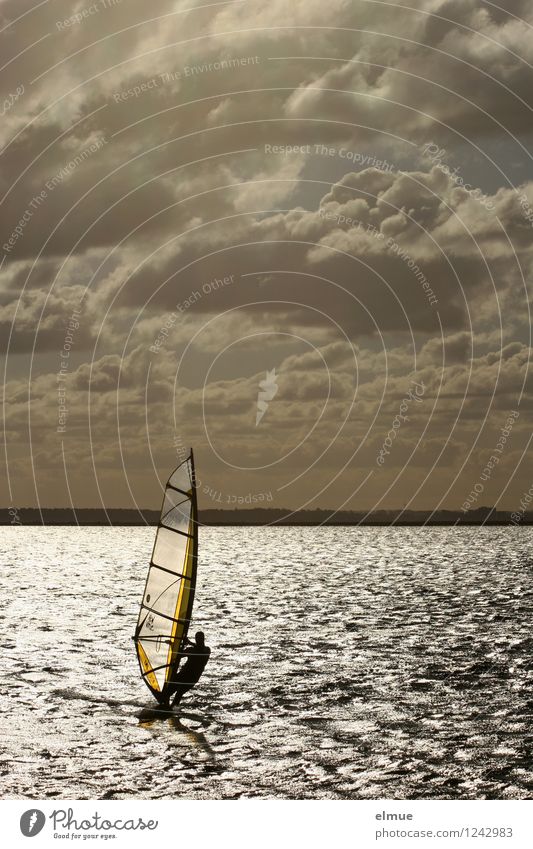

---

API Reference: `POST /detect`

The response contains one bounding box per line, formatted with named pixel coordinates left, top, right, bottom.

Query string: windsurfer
left=164, top=631, right=210, bottom=708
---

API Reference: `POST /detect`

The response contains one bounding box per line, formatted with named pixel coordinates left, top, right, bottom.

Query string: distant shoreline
left=3, top=507, right=531, bottom=526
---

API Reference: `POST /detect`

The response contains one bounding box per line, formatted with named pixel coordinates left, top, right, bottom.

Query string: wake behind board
left=54, top=688, right=210, bottom=724
left=53, top=688, right=146, bottom=710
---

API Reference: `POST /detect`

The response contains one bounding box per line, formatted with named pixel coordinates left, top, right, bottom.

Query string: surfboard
left=135, top=706, right=211, bottom=727
left=136, top=705, right=180, bottom=720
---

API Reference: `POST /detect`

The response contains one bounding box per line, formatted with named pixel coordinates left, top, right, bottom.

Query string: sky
left=1, top=0, right=533, bottom=516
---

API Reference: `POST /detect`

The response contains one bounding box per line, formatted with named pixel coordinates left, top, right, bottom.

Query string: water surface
left=1, top=526, right=532, bottom=799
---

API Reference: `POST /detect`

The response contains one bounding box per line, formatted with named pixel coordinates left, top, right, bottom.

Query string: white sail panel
left=161, top=492, right=191, bottom=535
left=152, top=526, right=189, bottom=573
left=169, top=463, right=193, bottom=492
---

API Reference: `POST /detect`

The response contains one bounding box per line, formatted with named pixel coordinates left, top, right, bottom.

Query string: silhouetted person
left=165, top=631, right=210, bottom=709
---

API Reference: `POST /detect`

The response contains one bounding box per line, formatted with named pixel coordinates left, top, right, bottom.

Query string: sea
left=1, top=526, right=532, bottom=800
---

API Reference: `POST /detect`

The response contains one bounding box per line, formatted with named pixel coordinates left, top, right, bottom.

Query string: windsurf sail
left=134, top=450, right=198, bottom=704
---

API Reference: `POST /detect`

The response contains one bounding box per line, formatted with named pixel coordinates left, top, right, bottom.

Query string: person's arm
left=176, top=640, right=194, bottom=659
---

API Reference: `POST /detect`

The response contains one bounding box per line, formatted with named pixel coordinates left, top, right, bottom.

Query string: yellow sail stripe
left=138, top=642, right=160, bottom=692
left=164, top=513, right=194, bottom=682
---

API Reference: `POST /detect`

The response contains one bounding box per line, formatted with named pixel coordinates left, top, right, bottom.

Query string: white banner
left=1, top=800, right=531, bottom=848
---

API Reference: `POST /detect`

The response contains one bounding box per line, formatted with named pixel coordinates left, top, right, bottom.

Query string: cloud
left=1, top=0, right=532, bottom=511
